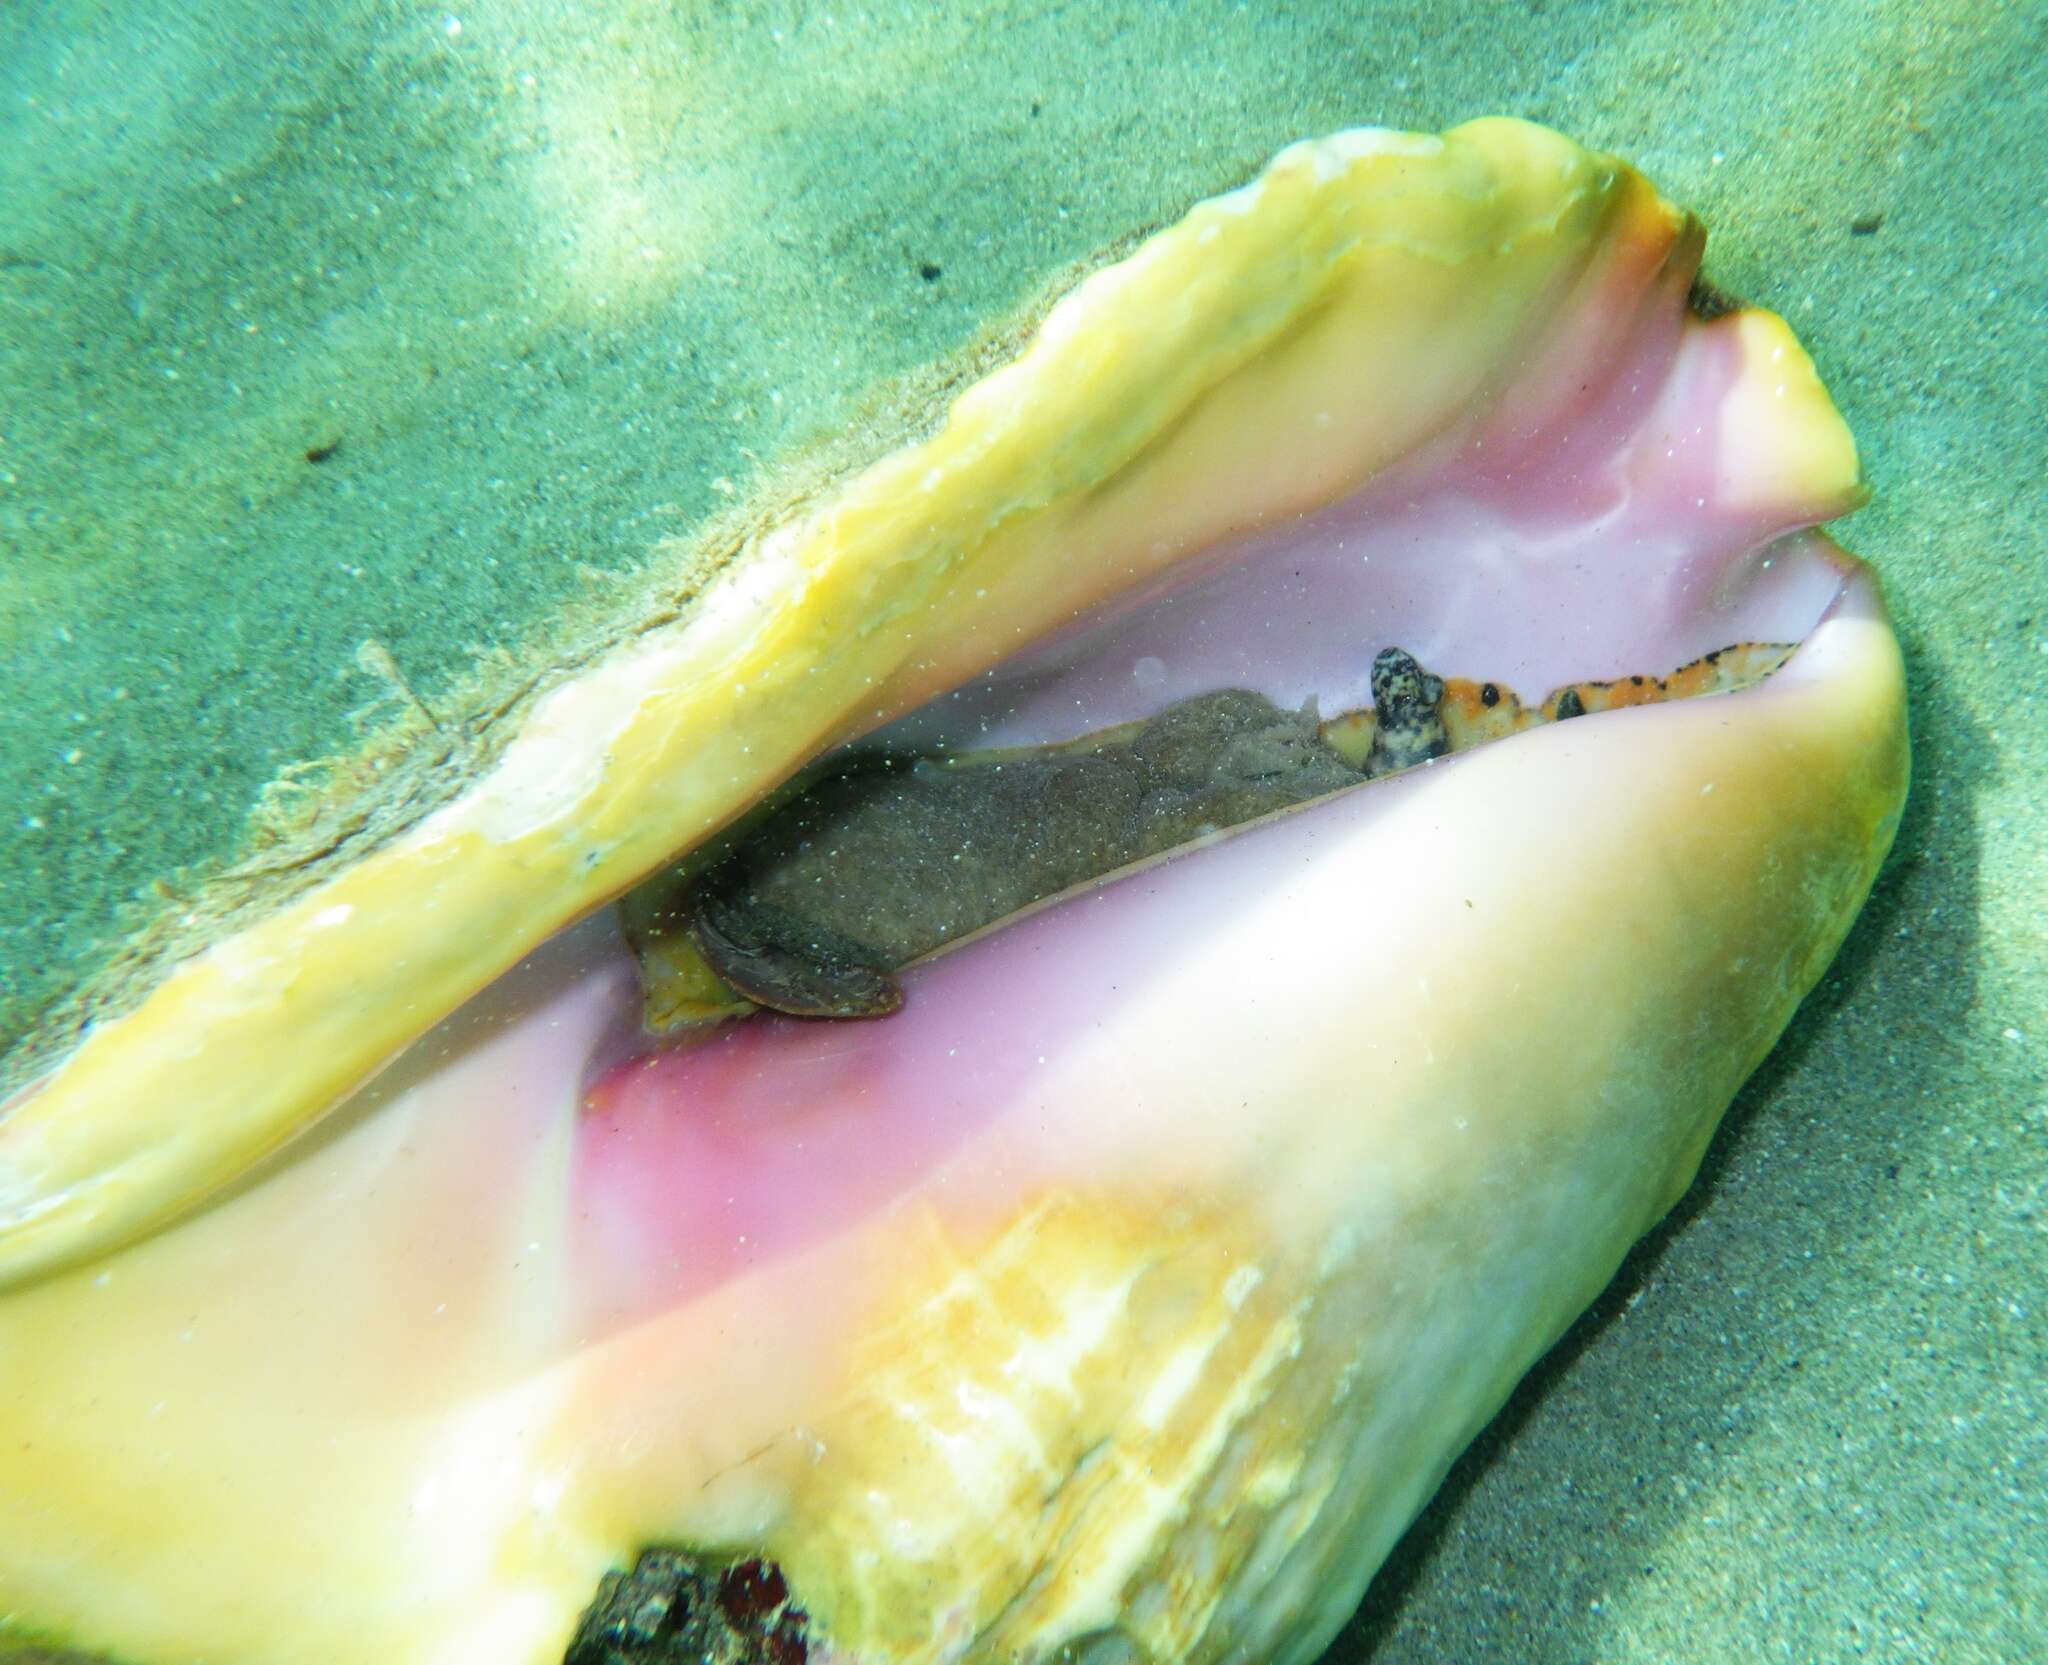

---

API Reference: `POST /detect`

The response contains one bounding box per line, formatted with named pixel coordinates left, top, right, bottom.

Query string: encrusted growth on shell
left=565, top=1552, right=810, bottom=1665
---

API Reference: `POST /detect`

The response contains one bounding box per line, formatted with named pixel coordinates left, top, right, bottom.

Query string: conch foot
left=630, top=639, right=1796, bottom=1030
left=658, top=679, right=1372, bottom=1022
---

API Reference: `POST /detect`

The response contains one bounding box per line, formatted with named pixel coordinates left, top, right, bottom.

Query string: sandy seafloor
left=0, top=0, right=2042, bottom=1660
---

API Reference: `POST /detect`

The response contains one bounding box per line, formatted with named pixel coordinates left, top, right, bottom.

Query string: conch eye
left=0, top=117, right=1906, bottom=1665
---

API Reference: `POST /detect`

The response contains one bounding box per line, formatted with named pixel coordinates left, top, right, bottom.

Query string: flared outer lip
left=573, top=542, right=1903, bottom=1328
left=0, top=543, right=1905, bottom=1665
left=563, top=547, right=1907, bottom=1664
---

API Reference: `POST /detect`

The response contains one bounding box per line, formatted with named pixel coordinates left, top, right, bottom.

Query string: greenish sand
left=1, top=0, right=2040, bottom=1658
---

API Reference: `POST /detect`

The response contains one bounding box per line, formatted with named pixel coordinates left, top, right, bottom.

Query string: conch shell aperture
left=0, top=119, right=1907, bottom=1665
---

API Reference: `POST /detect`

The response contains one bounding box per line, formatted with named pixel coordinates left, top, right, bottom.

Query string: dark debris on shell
left=564, top=1550, right=810, bottom=1665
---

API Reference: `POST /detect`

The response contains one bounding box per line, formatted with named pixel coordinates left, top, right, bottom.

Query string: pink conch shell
left=0, top=120, right=1904, bottom=1665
